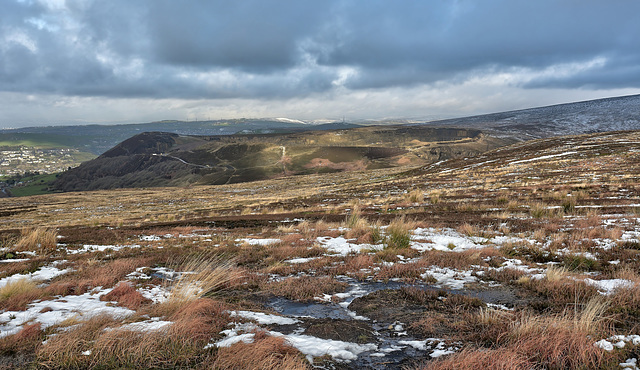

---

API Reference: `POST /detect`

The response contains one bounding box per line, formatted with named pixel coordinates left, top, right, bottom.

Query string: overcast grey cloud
left=1, top=0, right=639, bottom=127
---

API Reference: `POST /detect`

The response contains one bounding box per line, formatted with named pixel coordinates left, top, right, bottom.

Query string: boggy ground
left=1, top=130, right=640, bottom=368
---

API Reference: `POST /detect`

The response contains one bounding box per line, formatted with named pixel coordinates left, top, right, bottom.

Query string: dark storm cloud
left=1, top=0, right=639, bottom=100
left=145, top=0, right=330, bottom=72
left=319, top=0, right=640, bottom=89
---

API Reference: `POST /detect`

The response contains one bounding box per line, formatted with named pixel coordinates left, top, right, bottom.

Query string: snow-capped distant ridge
left=273, top=117, right=307, bottom=124
left=428, top=94, right=640, bottom=140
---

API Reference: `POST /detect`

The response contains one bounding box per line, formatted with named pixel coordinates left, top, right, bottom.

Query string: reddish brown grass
left=421, top=347, right=529, bottom=370
left=58, top=256, right=155, bottom=295
left=264, top=276, right=348, bottom=301
left=211, top=331, right=309, bottom=369
left=39, top=299, right=231, bottom=369
left=331, top=254, right=377, bottom=278
left=15, top=227, right=57, bottom=254
left=377, top=261, right=427, bottom=282
left=422, top=304, right=614, bottom=370
left=508, top=319, right=609, bottom=369
left=483, top=267, right=527, bottom=283
left=0, top=323, right=45, bottom=355
left=101, top=281, right=151, bottom=310
left=520, top=275, right=600, bottom=310
left=420, top=249, right=487, bottom=270
left=0, top=278, right=44, bottom=311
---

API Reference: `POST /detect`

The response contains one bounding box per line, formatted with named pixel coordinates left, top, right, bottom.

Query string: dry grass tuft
left=0, top=322, right=45, bottom=355
left=264, top=275, right=348, bottom=301
left=167, top=254, right=241, bottom=304
left=377, top=260, right=429, bottom=282
left=405, top=188, right=424, bottom=204
left=52, top=256, right=156, bottom=296
left=0, top=278, right=43, bottom=311
left=332, top=254, right=377, bottom=278
left=39, top=298, right=231, bottom=369
left=15, top=227, right=58, bottom=254
left=421, top=347, right=529, bottom=370
left=607, top=284, right=640, bottom=330
left=0, top=278, right=38, bottom=301
left=457, top=223, right=479, bottom=237
left=384, top=216, right=415, bottom=249
left=519, top=270, right=600, bottom=310
left=426, top=297, right=613, bottom=370
left=101, top=281, right=151, bottom=310
left=37, top=314, right=118, bottom=369
left=545, top=264, right=568, bottom=282
left=574, top=296, right=609, bottom=333
left=507, top=313, right=610, bottom=369
left=211, top=331, right=309, bottom=369
left=344, top=205, right=365, bottom=229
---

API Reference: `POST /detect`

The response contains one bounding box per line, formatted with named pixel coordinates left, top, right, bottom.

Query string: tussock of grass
left=264, top=275, right=348, bottom=302
left=507, top=313, right=610, bottom=369
left=0, top=278, right=43, bottom=311
left=384, top=217, right=414, bottom=249
left=607, top=285, right=640, bottom=330
left=38, top=299, right=231, bottom=369
left=377, top=260, right=429, bottom=282
left=212, top=331, right=309, bottom=369
left=421, top=347, right=529, bottom=370
left=167, top=255, right=241, bottom=304
left=405, top=188, right=424, bottom=203
left=419, top=249, right=488, bottom=270
left=529, top=202, right=558, bottom=219
left=520, top=273, right=600, bottom=310
left=457, top=223, right=478, bottom=237
left=53, top=256, right=155, bottom=296
left=15, top=227, right=57, bottom=254
left=483, top=267, right=526, bottom=284
left=101, top=281, right=151, bottom=310
left=344, top=205, right=365, bottom=229
left=332, top=254, right=377, bottom=279
left=426, top=297, right=613, bottom=369
left=0, top=278, right=38, bottom=301
left=574, top=296, right=609, bottom=333
left=545, top=264, right=568, bottom=282
left=0, top=323, right=45, bottom=356
left=37, top=314, right=118, bottom=369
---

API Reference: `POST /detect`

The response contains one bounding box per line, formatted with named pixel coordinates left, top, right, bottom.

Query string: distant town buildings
left=0, top=147, right=90, bottom=176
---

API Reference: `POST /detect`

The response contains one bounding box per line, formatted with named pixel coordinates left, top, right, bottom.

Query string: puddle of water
left=268, top=297, right=353, bottom=320
left=265, top=278, right=518, bottom=368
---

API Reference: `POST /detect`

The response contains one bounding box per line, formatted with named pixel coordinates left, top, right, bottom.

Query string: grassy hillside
left=5, top=173, right=59, bottom=197
left=54, top=126, right=513, bottom=191
left=0, top=133, right=92, bottom=149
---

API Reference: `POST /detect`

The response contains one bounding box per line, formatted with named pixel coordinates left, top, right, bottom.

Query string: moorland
left=1, top=96, right=640, bottom=369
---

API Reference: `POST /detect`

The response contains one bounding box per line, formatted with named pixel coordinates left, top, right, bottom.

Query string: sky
left=1, top=0, right=640, bottom=128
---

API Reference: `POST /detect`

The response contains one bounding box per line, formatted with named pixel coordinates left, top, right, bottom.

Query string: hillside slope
left=430, top=94, right=640, bottom=139
left=53, top=126, right=508, bottom=191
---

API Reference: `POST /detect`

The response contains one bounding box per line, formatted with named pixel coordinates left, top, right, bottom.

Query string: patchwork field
left=2, top=130, right=640, bottom=369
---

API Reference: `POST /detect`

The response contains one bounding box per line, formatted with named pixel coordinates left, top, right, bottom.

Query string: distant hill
left=53, top=126, right=507, bottom=191
left=426, top=94, right=640, bottom=140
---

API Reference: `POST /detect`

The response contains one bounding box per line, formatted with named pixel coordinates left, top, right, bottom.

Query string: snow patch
left=0, top=287, right=134, bottom=338
left=0, top=265, right=71, bottom=289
